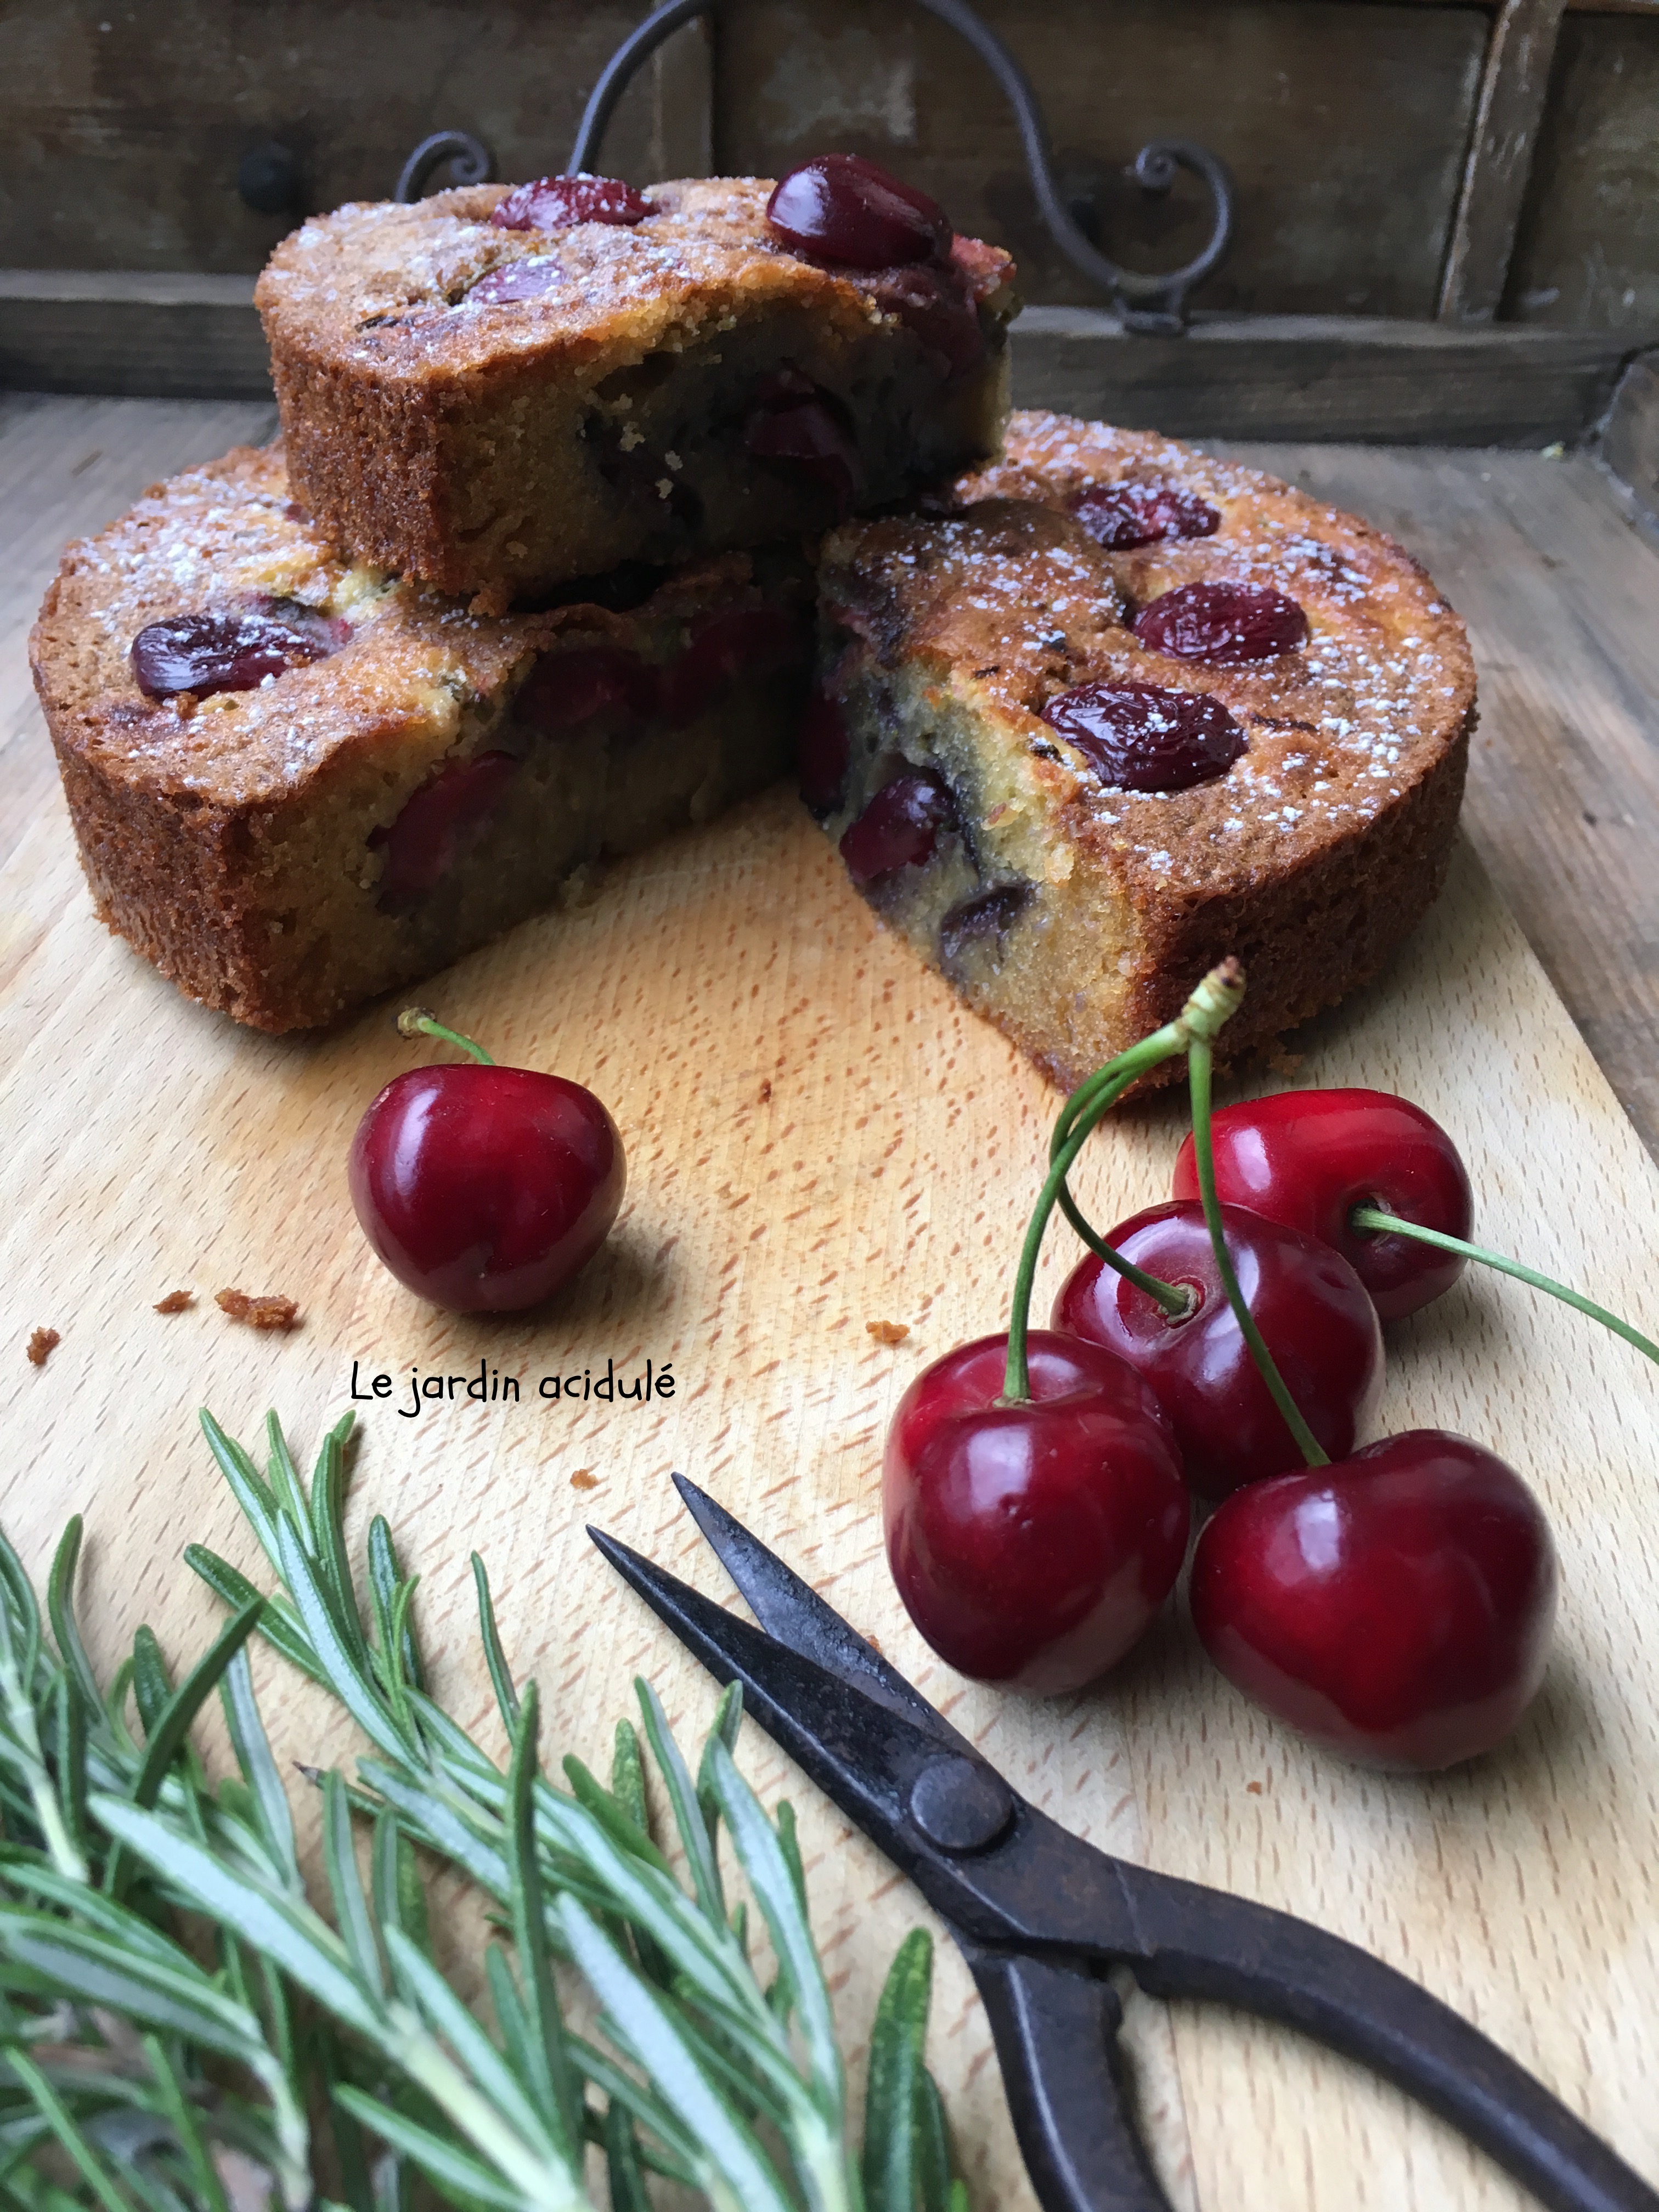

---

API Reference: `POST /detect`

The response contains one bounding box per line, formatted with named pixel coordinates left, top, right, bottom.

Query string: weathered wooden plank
left=1502, top=10, right=1659, bottom=333
left=0, top=271, right=269, bottom=399
left=714, top=0, right=1488, bottom=319
left=1012, top=308, right=1644, bottom=443
left=1438, top=0, right=1568, bottom=324
left=1601, top=348, right=1659, bottom=536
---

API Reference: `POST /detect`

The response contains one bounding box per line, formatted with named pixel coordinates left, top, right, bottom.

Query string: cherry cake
left=809, top=411, right=1476, bottom=1087
left=258, top=166, right=1016, bottom=609
left=31, top=445, right=810, bottom=1032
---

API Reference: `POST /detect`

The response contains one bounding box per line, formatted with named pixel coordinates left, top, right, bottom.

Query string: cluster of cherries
left=883, top=962, right=1657, bottom=1771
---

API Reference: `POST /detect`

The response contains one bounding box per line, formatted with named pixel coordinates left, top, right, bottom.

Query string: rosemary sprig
left=0, top=1413, right=968, bottom=2212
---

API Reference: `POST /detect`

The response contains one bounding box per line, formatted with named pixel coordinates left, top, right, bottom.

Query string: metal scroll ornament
left=396, top=0, right=1232, bottom=334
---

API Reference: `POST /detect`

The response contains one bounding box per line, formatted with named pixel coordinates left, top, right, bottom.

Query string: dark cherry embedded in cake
left=1042, top=680, right=1248, bottom=794
left=1133, top=580, right=1308, bottom=663
left=131, top=603, right=346, bottom=699
left=491, top=175, right=654, bottom=230
left=1071, top=480, right=1220, bottom=551
left=808, top=409, right=1477, bottom=1090
left=765, top=154, right=951, bottom=267
left=840, top=770, right=957, bottom=885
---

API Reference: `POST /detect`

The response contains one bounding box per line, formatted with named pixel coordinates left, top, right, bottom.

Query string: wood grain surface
left=2, top=397, right=1658, bottom=2210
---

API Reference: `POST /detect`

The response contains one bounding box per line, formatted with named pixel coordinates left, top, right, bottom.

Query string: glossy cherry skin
left=839, top=769, right=956, bottom=884
left=1189, top=1430, right=1558, bottom=1769
left=1042, top=679, right=1246, bottom=793
left=491, top=175, right=653, bottom=230
left=1053, top=1201, right=1383, bottom=1498
left=1171, top=1089, right=1475, bottom=1322
left=1133, top=580, right=1308, bottom=663
left=348, top=1065, right=625, bottom=1313
left=884, top=1331, right=1189, bottom=1694
left=1071, top=480, right=1220, bottom=551
left=766, top=154, right=950, bottom=268
left=131, top=603, right=344, bottom=699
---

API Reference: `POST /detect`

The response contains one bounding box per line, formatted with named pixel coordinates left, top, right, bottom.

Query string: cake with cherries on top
left=806, top=410, right=1475, bottom=1087
left=258, top=162, right=1016, bottom=610
left=31, top=444, right=810, bottom=1032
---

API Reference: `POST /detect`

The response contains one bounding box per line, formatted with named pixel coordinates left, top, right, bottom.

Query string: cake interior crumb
left=569, top=1469, right=599, bottom=1491
left=154, top=1289, right=195, bottom=1314
left=26, top=1327, right=60, bottom=1367
left=216, top=1288, right=302, bottom=1331
left=867, top=1320, right=911, bottom=1346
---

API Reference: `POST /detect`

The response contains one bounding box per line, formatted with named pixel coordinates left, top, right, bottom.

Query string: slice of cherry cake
left=258, top=163, right=1015, bottom=609
left=31, top=444, right=810, bottom=1032
left=809, top=411, right=1475, bottom=1087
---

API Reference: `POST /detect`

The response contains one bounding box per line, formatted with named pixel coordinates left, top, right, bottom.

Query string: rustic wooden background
left=1, top=0, right=1654, bottom=327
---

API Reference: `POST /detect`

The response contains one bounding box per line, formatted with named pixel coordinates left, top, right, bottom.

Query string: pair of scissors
left=590, top=1479, right=1657, bottom=2212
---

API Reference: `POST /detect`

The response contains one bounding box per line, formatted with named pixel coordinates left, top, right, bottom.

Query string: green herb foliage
left=0, top=1410, right=968, bottom=2212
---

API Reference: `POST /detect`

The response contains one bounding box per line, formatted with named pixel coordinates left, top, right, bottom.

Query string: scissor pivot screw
left=909, top=1757, right=1014, bottom=1853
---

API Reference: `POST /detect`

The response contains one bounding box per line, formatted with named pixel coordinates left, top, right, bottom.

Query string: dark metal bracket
left=396, top=0, right=1232, bottom=332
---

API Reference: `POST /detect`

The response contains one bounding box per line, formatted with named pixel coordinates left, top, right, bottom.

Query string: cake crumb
left=26, top=1327, right=60, bottom=1367
left=154, top=1289, right=194, bottom=1314
left=867, top=1320, right=910, bottom=1346
left=569, top=1469, right=598, bottom=1491
left=1263, top=1041, right=1305, bottom=1077
left=1246, top=1780, right=1265, bottom=1795
left=216, top=1288, right=301, bottom=1331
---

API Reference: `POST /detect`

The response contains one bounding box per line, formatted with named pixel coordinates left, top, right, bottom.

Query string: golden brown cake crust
left=258, top=178, right=1015, bottom=601
left=815, top=411, right=1476, bottom=1085
left=32, top=444, right=809, bottom=1032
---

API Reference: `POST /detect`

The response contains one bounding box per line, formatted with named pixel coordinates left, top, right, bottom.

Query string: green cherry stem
left=1352, top=1206, right=1659, bottom=1367
left=1187, top=1036, right=1329, bottom=1469
left=397, top=1007, right=494, bottom=1066
left=1002, top=961, right=1246, bottom=1403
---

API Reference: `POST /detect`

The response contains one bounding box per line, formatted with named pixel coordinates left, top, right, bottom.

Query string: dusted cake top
left=823, top=411, right=1475, bottom=907
left=30, top=443, right=781, bottom=810
left=256, top=176, right=1015, bottom=386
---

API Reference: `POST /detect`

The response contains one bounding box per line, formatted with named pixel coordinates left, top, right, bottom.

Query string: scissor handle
left=1111, top=1858, right=1658, bottom=2212
left=970, top=1948, right=1176, bottom=2212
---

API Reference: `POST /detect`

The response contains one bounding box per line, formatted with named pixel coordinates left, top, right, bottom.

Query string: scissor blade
left=669, top=1475, right=974, bottom=1755
left=589, top=1523, right=1008, bottom=1900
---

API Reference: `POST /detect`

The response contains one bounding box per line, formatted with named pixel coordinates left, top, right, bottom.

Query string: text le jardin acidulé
left=350, top=1356, right=674, bottom=1420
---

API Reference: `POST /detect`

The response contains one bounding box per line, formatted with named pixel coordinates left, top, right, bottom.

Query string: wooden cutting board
left=3, top=413, right=1658, bottom=2210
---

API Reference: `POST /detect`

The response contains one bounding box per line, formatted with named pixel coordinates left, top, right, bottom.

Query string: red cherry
left=797, top=688, right=850, bottom=815
left=1071, top=481, right=1220, bottom=551
left=1042, top=679, right=1246, bottom=793
left=490, top=176, right=653, bottom=230
left=131, top=603, right=345, bottom=699
left=743, top=389, right=861, bottom=516
left=1189, top=1431, right=1558, bottom=1769
left=349, top=1059, right=625, bottom=1313
left=467, top=258, right=566, bottom=306
left=370, top=752, right=520, bottom=909
left=1052, top=1201, right=1383, bottom=1497
left=766, top=154, right=950, bottom=268
left=659, top=606, right=808, bottom=728
left=1132, top=580, right=1308, bottom=663
left=1172, top=1090, right=1474, bottom=1322
left=516, top=648, right=659, bottom=732
left=839, top=769, right=956, bottom=885
left=864, top=262, right=985, bottom=376
left=883, top=1331, right=1189, bottom=1693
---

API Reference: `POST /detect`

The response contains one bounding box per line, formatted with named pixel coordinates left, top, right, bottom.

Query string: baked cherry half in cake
left=1042, top=680, right=1246, bottom=793
left=766, top=154, right=951, bottom=268
left=490, top=175, right=653, bottom=230
left=131, top=603, right=346, bottom=699
left=1133, top=581, right=1308, bottom=663
left=1071, top=480, right=1220, bottom=551
left=839, top=769, right=957, bottom=885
